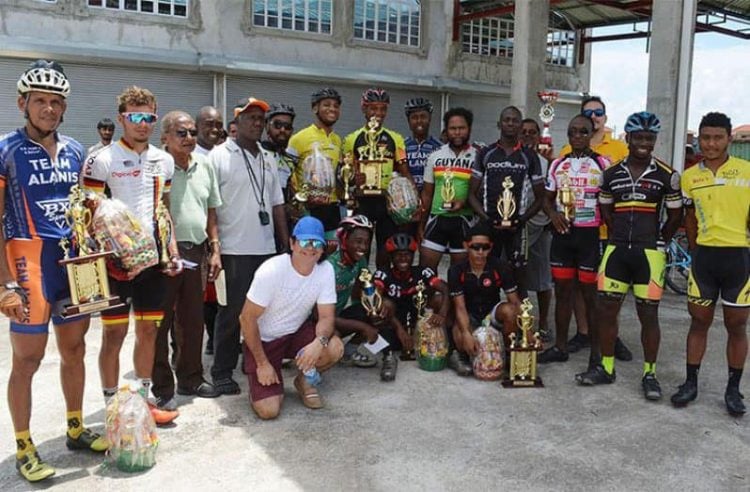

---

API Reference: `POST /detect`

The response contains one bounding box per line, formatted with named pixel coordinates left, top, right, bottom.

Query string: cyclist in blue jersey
left=404, top=98, right=442, bottom=194
left=0, top=60, right=108, bottom=483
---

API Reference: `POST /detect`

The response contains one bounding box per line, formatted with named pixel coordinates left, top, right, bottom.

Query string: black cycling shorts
left=101, top=266, right=167, bottom=325
left=422, top=214, right=477, bottom=254
left=688, top=246, right=750, bottom=307
left=550, top=227, right=599, bottom=284
left=598, top=244, right=666, bottom=304
left=491, top=227, right=528, bottom=268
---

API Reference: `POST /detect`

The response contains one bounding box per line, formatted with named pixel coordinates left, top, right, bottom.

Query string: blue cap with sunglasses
left=293, top=216, right=326, bottom=244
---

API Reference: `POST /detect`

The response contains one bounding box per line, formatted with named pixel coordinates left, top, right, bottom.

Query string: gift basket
left=105, top=386, right=159, bottom=472
left=473, top=318, right=504, bottom=381
left=386, top=174, right=419, bottom=225
left=416, top=308, right=449, bottom=371
left=299, top=143, right=335, bottom=206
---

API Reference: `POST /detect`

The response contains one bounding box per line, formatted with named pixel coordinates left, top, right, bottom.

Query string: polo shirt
left=169, top=152, right=222, bottom=244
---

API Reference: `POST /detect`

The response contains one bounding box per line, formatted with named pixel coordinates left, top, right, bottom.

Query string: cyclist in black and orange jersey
left=672, top=112, right=750, bottom=416
left=343, top=88, right=414, bottom=269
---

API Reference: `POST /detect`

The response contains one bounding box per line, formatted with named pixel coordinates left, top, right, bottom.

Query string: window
left=87, top=0, right=188, bottom=18
left=253, top=0, right=332, bottom=35
left=461, top=17, right=576, bottom=67
left=353, top=0, right=420, bottom=47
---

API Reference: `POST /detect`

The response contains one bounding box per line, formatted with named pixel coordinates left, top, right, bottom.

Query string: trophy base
left=500, top=220, right=513, bottom=227
left=359, top=188, right=384, bottom=196
left=502, top=377, right=544, bottom=388
left=62, top=296, right=125, bottom=318
left=441, top=202, right=454, bottom=211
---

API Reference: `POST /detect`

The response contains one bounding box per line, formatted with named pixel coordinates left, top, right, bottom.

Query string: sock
left=687, top=363, right=700, bottom=385
left=601, top=356, right=615, bottom=375
left=728, top=366, right=743, bottom=389
left=15, top=430, right=35, bottom=459
left=103, top=386, right=117, bottom=405
left=643, top=361, right=656, bottom=376
left=66, top=410, right=83, bottom=439
left=137, top=378, right=152, bottom=399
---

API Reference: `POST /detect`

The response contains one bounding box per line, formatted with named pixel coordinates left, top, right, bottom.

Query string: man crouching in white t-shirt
left=240, top=216, right=344, bottom=419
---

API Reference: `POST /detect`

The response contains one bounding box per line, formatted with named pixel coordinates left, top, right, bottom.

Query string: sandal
left=352, top=345, right=377, bottom=368
left=294, top=375, right=324, bottom=409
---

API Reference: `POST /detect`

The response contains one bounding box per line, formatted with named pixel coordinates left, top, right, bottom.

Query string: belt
left=177, top=241, right=205, bottom=250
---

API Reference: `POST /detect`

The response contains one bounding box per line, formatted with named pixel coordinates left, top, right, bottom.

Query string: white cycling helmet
left=17, top=60, right=71, bottom=98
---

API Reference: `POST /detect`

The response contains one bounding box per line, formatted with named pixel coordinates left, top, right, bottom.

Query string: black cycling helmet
left=17, top=59, right=71, bottom=98
left=404, top=97, right=433, bottom=116
left=624, top=111, right=661, bottom=134
left=385, top=233, right=418, bottom=254
left=311, top=87, right=342, bottom=106
left=265, top=103, right=296, bottom=122
left=361, top=88, right=390, bottom=107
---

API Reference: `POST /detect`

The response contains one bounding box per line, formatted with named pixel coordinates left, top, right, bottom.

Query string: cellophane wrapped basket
left=386, top=175, right=419, bottom=225
left=473, top=321, right=504, bottom=381
left=416, top=309, right=449, bottom=371
left=105, top=386, right=159, bottom=472
left=301, top=143, right=335, bottom=205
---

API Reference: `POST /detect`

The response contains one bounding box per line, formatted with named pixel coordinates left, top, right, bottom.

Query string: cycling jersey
left=0, top=128, right=83, bottom=240
left=374, top=265, right=441, bottom=320
left=288, top=124, right=341, bottom=202
left=342, top=125, right=407, bottom=190
left=598, top=157, right=682, bottom=249
left=423, top=143, right=476, bottom=217
left=405, top=135, right=442, bottom=191
left=681, top=156, right=750, bottom=247
left=82, top=139, right=174, bottom=235
left=261, top=140, right=298, bottom=193
left=472, top=141, right=543, bottom=223
left=448, top=257, right=517, bottom=321
left=326, top=249, right=366, bottom=314
left=546, top=151, right=608, bottom=228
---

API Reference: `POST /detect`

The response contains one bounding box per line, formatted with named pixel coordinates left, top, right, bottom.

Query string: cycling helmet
left=336, top=214, right=373, bottom=244
left=311, top=87, right=342, bottom=106
left=265, top=103, right=296, bottom=122
left=17, top=60, right=71, bottom=98
left=624, top=111, right=661, bottom=134
left=385, top=233, right=418, bottom=254
left=361, top=88, right=390, bottom=107
left=404, top=97, right=433, bottom=116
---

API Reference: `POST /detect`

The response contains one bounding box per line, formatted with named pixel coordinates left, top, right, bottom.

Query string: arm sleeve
left=526, top=149, right=544, bottom=185
left=598, top=169, right=613, bottom=205
left=81, top=154, right=109, bottom=193
left=373, top=269, right=389, bottom=291
left=163, top=154, right=175, bottom=194
left=421, top=266, right=441, bottom=289
left=265, top=152, right=285, bottom=207
left=394, top=132, right=407, bottom=162
left=471, top=147, right=485, bottom=180
left=206, top=160, right=222, bottom=208
left=500, top=262, right=518, bottom=294
left=423, top=153, right=436, bottom=184
left=681, top=172, right=694, bottom=207
left=545, top=158, right=560, bottom=192
left=246, top=258, right=276, bottom=306
left=447, top=265, right=464, bottom=298
left=316, top=262, right=337, bottom=305
left=665, top=170, right=683, bottom=209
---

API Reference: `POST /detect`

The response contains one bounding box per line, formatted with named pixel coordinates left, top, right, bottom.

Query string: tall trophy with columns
left=537, top=91, right=559, bottom=152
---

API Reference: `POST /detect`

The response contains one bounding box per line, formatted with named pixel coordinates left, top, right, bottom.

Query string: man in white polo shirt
left=209, top=96, right=289, bottom=395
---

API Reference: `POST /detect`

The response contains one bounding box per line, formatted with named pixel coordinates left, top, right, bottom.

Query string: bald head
left=196, top=106, right=224, bottom=149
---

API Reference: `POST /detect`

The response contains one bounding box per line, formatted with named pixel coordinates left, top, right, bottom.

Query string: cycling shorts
left=597, top=245, right=665, bottom=304
left=6, top=239, right=87, bottom=334
left=355, top=196, right=398, bottom=249
left=491, top=227, right=528, bottom=269
left=550, top=227, right=599, bottom=284
left=101, top=266, right=167, bottom=325
left=688, top=246, right=750, bottom=307
left=422, top=214, right=478, bottom=254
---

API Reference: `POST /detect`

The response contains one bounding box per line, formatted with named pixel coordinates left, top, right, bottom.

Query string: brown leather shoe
left=293, top=375, right=323, bottom=409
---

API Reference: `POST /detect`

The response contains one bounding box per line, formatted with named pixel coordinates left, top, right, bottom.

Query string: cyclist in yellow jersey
left=672, top=112, right=750, bottom=416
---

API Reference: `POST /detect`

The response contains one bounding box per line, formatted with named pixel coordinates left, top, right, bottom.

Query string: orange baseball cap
left=234, top=97, right=270, bottom=117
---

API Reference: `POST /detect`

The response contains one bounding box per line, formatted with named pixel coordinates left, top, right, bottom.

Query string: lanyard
left=239, top=146, right=266, bottom=210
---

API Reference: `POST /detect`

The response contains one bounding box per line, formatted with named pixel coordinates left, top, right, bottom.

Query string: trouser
left=211, top=253, right=272, bottom=381
left=152, top=242, right=207, bottom=399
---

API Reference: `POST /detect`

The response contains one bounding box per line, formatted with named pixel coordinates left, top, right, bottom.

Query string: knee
left=102, top=325, right=128, bottom=345
left=12, top=352, right=43, bottom=377
left=496, top=303, right=517, bottom=325
left=322, top=336, right=344, bottom=366
left=59, top=340, right=86, bottom=365
left=252, top=399, right=281, bottom=420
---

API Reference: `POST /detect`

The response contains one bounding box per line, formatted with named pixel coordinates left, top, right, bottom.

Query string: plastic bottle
left=297, top=349, right=322, bottom=386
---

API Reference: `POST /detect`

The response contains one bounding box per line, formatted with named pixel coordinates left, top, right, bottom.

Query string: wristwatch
left=318, top=335, right=330, bottom=347
left=3, top=281, right=20, bottom=291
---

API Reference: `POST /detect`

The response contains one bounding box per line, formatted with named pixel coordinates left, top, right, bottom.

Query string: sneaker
left=213, top=377, right=241, bottom=395
left=380, top=352, right=398, bottom=382
left=538, top=346, right=569, bottom=364
left=670, top=380, right=698, bottom=407
left=65, top=428, right=109, bottom=452
left=16, top=451, right=55, bottom=483
left=642, top=373, right=662, bottom=401
left=147, top=402, right=179, bottom=425
left=448, top=350, right=473, bottom=377
left=725, top=386, right=746, bottom=416
left=614, top=337, right=633, bottom=361
left=566, top=333, right=590, bottom=353
left=576, top=364, right=616, bottom=385
left=177, top=381, right=220, bottom=398
left=154, top=395, right=178, bottom=411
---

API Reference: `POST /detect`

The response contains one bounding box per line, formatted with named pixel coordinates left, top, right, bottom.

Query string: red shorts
left=243, top=321, right=316, bottom=402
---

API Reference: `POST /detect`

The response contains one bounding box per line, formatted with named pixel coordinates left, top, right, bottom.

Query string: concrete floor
left=0, top=291, right=748, bottom=491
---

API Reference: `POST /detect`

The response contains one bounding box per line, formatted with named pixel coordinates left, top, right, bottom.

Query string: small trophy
left=496, top=176, right=517, bottom=227
left=558, top=171, right=576, bottom=223
left=537, top=91, right=559, bottom=152
left=402, top=280, right=426, bottom=361
left=503, top=298, right=543, bottom=388
left=359, top=268, right=383, bottom=317
left=58, top=185, right=124, bottom=317
left=355, top=117, right=386, bottom=196
left=441, top=168, right=456, bottom=210
left=155, top=201, right=172, bottom=268
left=339, top=154, right=356, bottom=216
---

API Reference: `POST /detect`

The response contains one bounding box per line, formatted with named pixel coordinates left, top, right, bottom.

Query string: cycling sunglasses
left=468, top=243, right=492, bottom=251
left=123, top=112, right=158, bottom=124
left=175, top=128, right=198, bottom=138
left=582, top=108, right=605, bottom=118
left=272, top=121, right=293, bottom=131
left=297, top=238, right=326, bottom=250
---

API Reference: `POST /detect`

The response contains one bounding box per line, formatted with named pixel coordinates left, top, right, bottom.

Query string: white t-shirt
left=195, top=144, right=211, bottom=156
left=247, top=254, right=336, bottom=342
left=209, top=139, right=284, bottom=255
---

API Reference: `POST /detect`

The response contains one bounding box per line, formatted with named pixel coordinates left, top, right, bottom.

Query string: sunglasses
left=582, top=108, right=605, bottom=118
left=175, top=128, right=198, bottom=138
left=468, top=243, right=492, bottom=251
left=297, top=238, right=326, bottom=250
left=272, top=121, right=293, bottom=131
left=123, top=112, right=158, bottom=124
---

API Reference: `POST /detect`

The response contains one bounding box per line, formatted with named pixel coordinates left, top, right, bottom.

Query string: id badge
left=258, top=210, right=270, bottom=226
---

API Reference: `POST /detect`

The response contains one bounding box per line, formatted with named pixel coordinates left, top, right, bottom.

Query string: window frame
left=352, top=0, right=422, bottom=49
left=251, top=0, right=334, bottom=36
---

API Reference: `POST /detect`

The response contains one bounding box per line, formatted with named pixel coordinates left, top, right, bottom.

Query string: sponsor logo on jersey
left=36, top=198, right=70, bottom=229
left=112, top=169, right=141, bottom=178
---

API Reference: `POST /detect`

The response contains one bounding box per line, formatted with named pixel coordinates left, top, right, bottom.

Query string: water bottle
left=297, top=349, right=322, bottom=387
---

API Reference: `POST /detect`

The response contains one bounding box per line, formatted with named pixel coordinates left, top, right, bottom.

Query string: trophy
left=537, top=91, right=559, bottom=152
left=401, top=280, right=426, bottom=361
left=58, top=185, right=124, bottom=317
left=441, top=168, right=456, bottom=210
left=359, top=268, right=383, bottom=317
left=502, top=298, right=543, bottom=388
left=496, top=176, right=517, bottom=227
left=354, top=117, right=387, bottom=196
left=339, top=154, right=356, bottom=216
left=558, top=171, right=576, bottom=223
left=156, top=201, right=172, bottom=268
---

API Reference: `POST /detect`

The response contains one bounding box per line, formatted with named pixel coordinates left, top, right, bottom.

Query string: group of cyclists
left=1, top=58, right=748, bottom=483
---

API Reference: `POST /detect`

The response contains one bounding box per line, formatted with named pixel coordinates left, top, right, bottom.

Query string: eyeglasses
left=272, top=121, right=293, bottom=131
left=582, top=108, right=605, bottom=118
left=123, top=112, right=158, bottom=124
left=297, top=238, right=326, bottom=250
left=468, top=243, right=492, bottom=251
left=568, top=128, right=591, bottom=137
left=175, top=129, right=198, bottom=138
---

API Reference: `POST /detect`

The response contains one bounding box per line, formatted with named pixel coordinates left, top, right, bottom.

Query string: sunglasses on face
left=175, top=128, right=198, bottom=138
left=272, top=121, right=293, bottom=131
left=123, top=112, right=158, bottom=124
left=297, top=238, right=326, bottom=250
left=468, top=243, right=492, bottom=251
left=582, top=108, right=605, bottom=118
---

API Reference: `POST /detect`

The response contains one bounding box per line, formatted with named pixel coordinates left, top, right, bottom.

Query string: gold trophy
left=354, top=116, right=386, bottom=196
left=402, top=280, right=426, bottom=361
left=558, top=171, right=576, bottom=223
left=155, top=201, right=172, bottom=268
left=58, top=185, right=124, bottom=317
left=503, top=298, right=543, bottom=388
left=537, top=91, right=559, bottom=152
left=339, top=154, right=356, bottom=215
left=359, top=268, right=383, bottom=317
left=441, top=168, right=456, bottom=210
left=496, top=176, right=517, bottom=227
